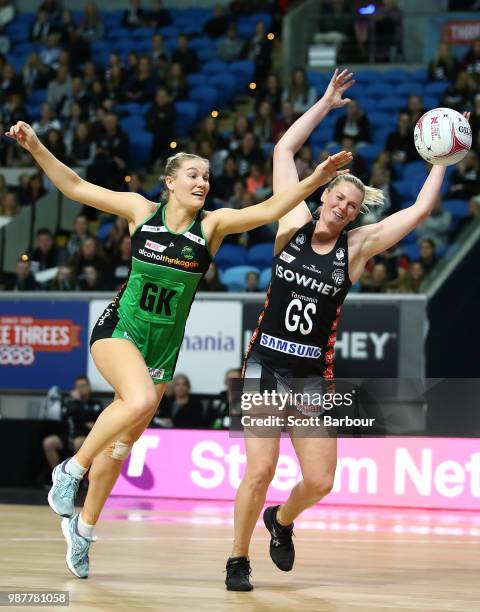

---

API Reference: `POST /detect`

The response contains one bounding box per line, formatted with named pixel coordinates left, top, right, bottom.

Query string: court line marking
left=5, top=535, right=480, bottom=544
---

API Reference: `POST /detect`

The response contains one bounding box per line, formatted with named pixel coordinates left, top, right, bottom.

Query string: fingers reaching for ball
left=4, top=121, right=40, bottom=154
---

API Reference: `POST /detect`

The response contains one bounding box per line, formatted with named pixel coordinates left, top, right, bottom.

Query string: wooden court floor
left=1, top=502, right=479, bottom=612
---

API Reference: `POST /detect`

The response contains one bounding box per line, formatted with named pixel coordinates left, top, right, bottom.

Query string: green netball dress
left=90, top=203, right=212, bottom=383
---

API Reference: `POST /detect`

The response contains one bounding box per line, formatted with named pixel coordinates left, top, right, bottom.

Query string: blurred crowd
left=0, top=1, right=479, bottom=295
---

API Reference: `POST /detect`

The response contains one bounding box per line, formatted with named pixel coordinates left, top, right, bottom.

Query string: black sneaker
left=225, top=556, right=253, bottom=591
left=263, top=505, right=295, bottom=571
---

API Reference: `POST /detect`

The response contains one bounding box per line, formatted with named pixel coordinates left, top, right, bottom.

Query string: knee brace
left=106, top=440, right=133, bottom=461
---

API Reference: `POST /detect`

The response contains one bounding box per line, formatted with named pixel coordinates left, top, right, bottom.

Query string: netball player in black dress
left=225, top=69, right=470, bottom=590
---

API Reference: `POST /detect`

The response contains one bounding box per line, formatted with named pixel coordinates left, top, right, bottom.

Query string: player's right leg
left=48, top=338, right=159, bottom=519
left=225, top=435, right=280, bottom=591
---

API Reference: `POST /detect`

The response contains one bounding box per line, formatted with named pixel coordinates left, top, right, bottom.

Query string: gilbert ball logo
left=295, top=233, right=306, bottom=246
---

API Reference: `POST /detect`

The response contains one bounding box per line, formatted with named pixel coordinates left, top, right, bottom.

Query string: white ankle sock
left=65, top=457, right=87, bottom=479
left=77, top=514, right=95, bottom=538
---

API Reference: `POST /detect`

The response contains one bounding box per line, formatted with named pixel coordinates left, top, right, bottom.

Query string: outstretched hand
left=313, top=150, right=353, bottom=186
left=5, top=121, right=41, bottom=154
left=323, top=68, right=355, bottom=109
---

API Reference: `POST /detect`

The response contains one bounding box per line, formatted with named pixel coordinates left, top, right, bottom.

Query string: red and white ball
left=414, top=107, right=472, bottom=166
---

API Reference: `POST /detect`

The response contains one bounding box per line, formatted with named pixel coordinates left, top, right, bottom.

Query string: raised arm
left=6, top=121, right=153, bottom=224
left=205, top=151, right=352, bottom=252
left=356, top=112, right=471, bottom=261
left=274, top=68, right=354, bottom=245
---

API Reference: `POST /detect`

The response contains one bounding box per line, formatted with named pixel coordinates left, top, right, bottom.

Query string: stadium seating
left=221, top=265, right=260, bottom=291
left=246, top=242, right=274, bottom=269
left=215, top=245, right=248, bottom=269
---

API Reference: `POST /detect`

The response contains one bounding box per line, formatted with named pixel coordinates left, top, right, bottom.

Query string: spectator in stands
left=0, top=191, right=19, bottom=217
left=82, top=59, right=98, bottom=88
left=294, top=145, right=314, bottom=181
left=7, top=257, right=39, bottom=291
left=122, top=0, right=147, bottom=28
left=402, top=94, right=426, bottom=128
left=0, top=0, right=14, bottom=33
left=22, top=53, right=51, bottom=91
left=39, top=0, right=62, bottom=25
left=418, top=238, right=437, bottom=274
left=41, top=376, right=103, bottom=476
left=217, top=22, right=245, bottom=62
left=40, top=32, right=62, bottom=70
left=71, top=236, right=107, bottom=280
left=334, top=99, right=370, bottom=144
left=195, top=116, right=227, bottom=151
left=211, top=156, right=239, bottom=203
left=30, top=9, right=51, bottom=42
left=77, top=264, right=103, bottom=290
left=470, top=93, right=480, bottom=147
left=460, top=38, right=480, bottom=81
left=246, top=163, right=265, bottom=195
left=282, top=68, right=317, bottom=114
left=2, top=93, right=27, bottom=127
left=448, top=150, right=480, bottom=199
left=172, top=34, right=199, bottom=75
left=78, top=2, right=104, bottom=42
left=31, top=102, right=62, bottom=138
left=245, top=270, right=261, bottom=292
left=367, top=163, right=396, bottom=216
left=415, top=195, right=452, bottom=248
left=164, top=62, right=189, bottom=102
left=229, top=113, right=251, bottom=151
left=49, top=264, right=76, bottom=290
left=208, top=367, right=242, bottom=429
left=340, top=136, right=368, bottom=182
left=109, top=235, right=131, bottom=290
left=45, top=129, right=69, bottom=164
left=226, top=178, right=247, bottom=209
left=88, top=113, right=129, bottom=191
left=203, top=4, right=229, bottom=38
left=148, top=0, right=171, bottom=28
left=361, top=262, right=388, bottom=293
left=198, top=261, right=227, bottom=291
left=146, top=87, right=176, bottom=165
left=161, top=374, right=205, bottom=428
left=442, top=71, right=477, bottom=108
left=22, top=173, right=47, bottom=204
left=56, top=9, right=75, bottom=44
left=234, top=132, right=264, bottom=176
left=273, top=99, right=297, bottom=142
left=1, top=63, right=23, bottom=98
left=316, top=0, right=353, bottom=48
left=374, top=245, right=408, bottom=282
left=409, top=261, right=425, bottom=292
left=385, top=111, right=418, bottom=163
left=105, top=216, right=129, bottom=256
left=126, top=172, right=148, bottom=198
left=253, top=100, right=274, bottom=143
left=66, top=213, right=92, bottom=258
left=65, top=27, right=91, bottom=68
left=150, top=33, right=170, bottom=78
left=373, top=0, right=403, bottom=62
left=256, top=72, right=282, bottom=114
left=47, top=66, right=72, bottom=114
left=124, top=56, right=157, bottom=103
left=69, top=122, right=96, bottom=167
left=428, top=42, right=459, bottom=82
left=29, top=228, right=65, bottom=273
left=246, top=20, right=272, bottom=82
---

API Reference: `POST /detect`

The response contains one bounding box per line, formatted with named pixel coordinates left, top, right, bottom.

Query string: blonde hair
left=326, top=174, right=384, bottom=214
left=164, top=152, right=209, bottom=178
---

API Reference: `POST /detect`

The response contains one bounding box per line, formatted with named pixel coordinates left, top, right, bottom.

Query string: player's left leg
left=61, top=386, right=165, bottom=579
left=263, top=436, right=337, bottom=572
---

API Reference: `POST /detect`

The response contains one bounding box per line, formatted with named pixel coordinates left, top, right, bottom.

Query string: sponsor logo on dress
left=289, top=242, right=301, bottom=252
left=280, top=251, right=296, bottom=263
left=141, top=225, right=168, bottom=233
left=275, top=264, right=342, bottom=297
left=260, top=332, right=321, bottom=358
left=296, top=233, right=306, bottom=246
left=138, top=249, right=200, bottom=269
left=145, top=240, right=167, bottom=253
left=184, top=231, right=205, bottom=246
left=148, top=368, right=165, bottom=380
left=332, top=268, right=345, bottom=286
left=336, top=247, right=346, bottom=262
left=181, top=245, right=194, bottom=260
left=302, top=263, right=322, bottom=275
